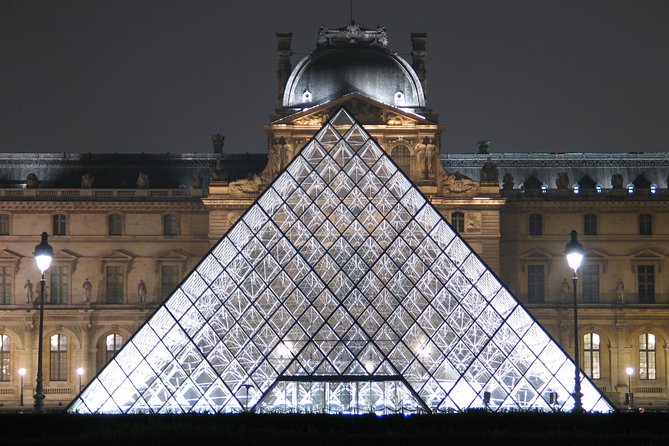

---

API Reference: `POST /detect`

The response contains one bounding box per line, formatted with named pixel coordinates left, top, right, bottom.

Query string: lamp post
left=626, top=366, right=634, bottom=410
left=33, top=232, right=53, bottom=413
left=76, top=367, right=84, bottom=392
left=18, top=367, right=26, bottom=407
left=565, top=230, right=584, bottom=413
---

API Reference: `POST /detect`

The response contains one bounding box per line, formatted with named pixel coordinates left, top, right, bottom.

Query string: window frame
left=391, top=145, right=411, bottom=174
left=160, top=265, right=180, bottom=299
left=451, top=211, right=464, bottom=233
left=637, top=265, right=655, bottom=304
left=105, top=333, right=124, bottom=363
left=108, top=213, right=123, bottom=236
left=583, top=332, right=601, bottom=380
left=49, top=333, right=68, bottom=382
left=639, top=213, right=652, bottom=236
left=105, top=265, right=125, bottom=304
left=163, top=214, right=179, bottom=236
left=527, top=264, right=545, bottom=303
left=528, top=213, right=542, bottom=236
left=0, top=334, right=10, bottom=382
left=0, top=266, right=11, bottom=305
left=583, top=214, right=597, bottom=236
left=639, top=332, right=656, bottom=380
left=581, top=263, right=599, bottom=303
left=0, top=214, right=10, bottom=235
left=49, top=265, right=69, bottom=305
left=52, top=214, right=67, bottom=236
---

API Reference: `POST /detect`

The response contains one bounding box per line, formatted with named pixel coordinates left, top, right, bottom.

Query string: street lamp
left=565, top=230, right=584, bottom=413
left=18, top=367, right=26, bottom=407
left=33, top=232, right=53, bottom=413
left=625, top=366, right=634, bottom=410
left=76, top=367, right=84, bottom=392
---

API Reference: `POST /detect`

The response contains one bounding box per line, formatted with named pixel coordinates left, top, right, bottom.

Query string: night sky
left=2, top=0, right=669, bottom=155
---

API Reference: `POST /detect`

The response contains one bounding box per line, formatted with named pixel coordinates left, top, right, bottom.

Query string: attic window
left=627, top=184, right=635, bottom=195
left=394, top=91, right=405, bottom=106
left=650, top=184, right=657, bottom=194
left=302, top=90, right=312, bottom=103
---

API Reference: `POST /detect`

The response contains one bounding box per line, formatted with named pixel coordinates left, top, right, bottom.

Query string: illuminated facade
left=69, top=110, right=612, bottom=414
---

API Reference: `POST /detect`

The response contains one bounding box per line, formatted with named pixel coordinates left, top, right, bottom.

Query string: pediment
left=0, top=249, right=23, bottom=261
left=156, top=249, right=191, bottom=261
left=100, top=249, right=136, bottom=273
left=273, top=92, right=433, bottom=127
left=54, top=248, right=81, bottom=259
left=630, top=249, right=664, bottom=260
left=519, top=248, right=553, bottom=259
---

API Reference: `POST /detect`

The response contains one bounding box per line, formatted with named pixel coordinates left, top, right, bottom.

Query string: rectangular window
left=583, top=333, right=601, bottom=380
left=638, top=265, right=655, bottom=304
left=161, top=265, right=180, bottom=299
left=106, top=266, right=124, bottom=304
left=49, top=334, right=68, bottom=382
left=581, top=264, right=599, bottom=303
left=451, top=212, right=464, bottom=233
left=0, top=267, right=10, bottom=305
left=527, top=265, right=545, bottom=303
left=583, top=214, right=597, bottom=235
left=52, top=214, right=66, bottom=236
left=163, top=215, right=178, bottom=236
left=639, top=214, right=652, bottom=235
left=639, top=333, right=656, bottom=380
left=49, top=266, right=68, bottom=304
left=0, top=215, right=9, bottom=235
left=108, top=214, right=122, bottom=236
left=0, top=335, right=10, bottom=381
left=529, top=214, right=542, bottom=236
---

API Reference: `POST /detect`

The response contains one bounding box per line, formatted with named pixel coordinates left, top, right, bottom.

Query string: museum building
left=0, top=24, right=667, bottom=411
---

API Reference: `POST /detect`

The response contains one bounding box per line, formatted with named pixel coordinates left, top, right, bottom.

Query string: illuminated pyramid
left=69, top=109, right=613, bottom=414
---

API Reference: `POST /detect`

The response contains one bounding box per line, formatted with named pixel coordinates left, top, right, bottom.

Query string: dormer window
left=394, top=91, right=405, bottom=106
left=302, top=90, right=312, bottom=103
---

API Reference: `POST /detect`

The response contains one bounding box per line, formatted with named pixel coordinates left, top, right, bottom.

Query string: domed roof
left=282, top=25, right=426, bottom=111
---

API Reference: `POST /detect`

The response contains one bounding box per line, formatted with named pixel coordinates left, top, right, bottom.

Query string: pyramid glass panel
left=69, top=109, right=613, bottom=414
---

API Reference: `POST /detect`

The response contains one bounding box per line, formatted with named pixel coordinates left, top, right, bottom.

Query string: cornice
left=0, top=201, right=207, bottom=212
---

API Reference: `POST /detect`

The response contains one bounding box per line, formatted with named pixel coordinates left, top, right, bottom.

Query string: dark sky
left=2, top=0, right=669, bottom=155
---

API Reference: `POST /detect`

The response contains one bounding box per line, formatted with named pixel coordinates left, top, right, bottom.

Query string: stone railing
left=634, top=386, right=666, bottom=394
left=0, top=188, right=203, bottom=200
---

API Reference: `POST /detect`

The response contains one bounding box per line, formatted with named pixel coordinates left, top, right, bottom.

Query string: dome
left=282, top=25, right=426, bottom=110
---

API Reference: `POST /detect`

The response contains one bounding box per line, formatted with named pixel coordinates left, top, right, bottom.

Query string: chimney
left=411, top=33, right=427, bottom=93
left=276, top=33, right=293, bottom=109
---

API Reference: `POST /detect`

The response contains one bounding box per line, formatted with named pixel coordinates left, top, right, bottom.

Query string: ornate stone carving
left=317, top=24, right=389, bottom=49
left=293, top=113, right=329, bottom=126
left=440, top=171, right=480, bottom=195
left=465, top=213, right=481, bottom=233
left=380, top=111, right=413, bottom=126
left=81, top=173, right=94, bottom=189
left=191, top=175, right=202, bottom=189
left=415, top=137, right=439, bottom=179
left=229, top=175, right=264, bottom=195
left=212, top=134, right=225, bottom=154
left=82, top=278, right=93, bottom=304
left=26, top=173, right=38, bottom=188
left=211, top=159, right=228, bottom=181
left=138, top=279, right=147, bottom=303
left=24, top=279, right=33, bottom=303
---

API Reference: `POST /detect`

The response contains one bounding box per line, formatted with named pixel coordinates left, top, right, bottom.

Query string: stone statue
left=212, top=134, right=225, bottom=154
left=138, top=279, right=147, bottom=303
left=136, top=172, right=150, bottom=189
left=24, top=279, right=33, bottom=303
left=502, top=173, right=515, bottom=191
left=278, top=137, right=294, bottom=168
left=270, top=139, right=283, bottom=175
left=81, top=173, right=94, bottom=189
left=560, top=278, right=571, bottom=303
left=26, top=173, right=38, bottom=189
left=211, top=158, right=228, bottom=181
left=477, top=140, right=491, bottom=154
left=82, top=278, right=93, bottom=304
left=480, top=157, right=499, bottom=183
left=611, top=174, right=624, bottom=189
left=616, top=279, right=625, bottom=303
left=415, top=137, right=429, bottom=179
left=191, top=174, right=202, bottom=189
left=426, top=139, right=438, bottom=177
left=555, top=172, right=569, bottom=189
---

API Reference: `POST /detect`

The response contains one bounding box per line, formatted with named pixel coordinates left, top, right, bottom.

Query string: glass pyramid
left=68, top=109, right=613, bottom=414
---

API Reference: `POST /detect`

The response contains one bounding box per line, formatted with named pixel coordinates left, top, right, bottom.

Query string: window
left=638, top=265, right=655, bottom=303
left=163, top=214, right=178, bottom=236
left=108, top=214, right=123, bottom=236
left=52, top=214, right=66, bottom=236
left=529, top=214, right=542, bottom=236
left=105, top=333, right=124, bottom=363
left=451, top=212, right=464, bottom=233
left=49, top=266, right=68, bottom=304
left=0, top=335, right=9, bottom=381
left=583, top=333, right=600, bottom=380
left=583, top=214, right=597, bottom=235
left=106, top=266, right=124, bottom=304
left=0, top=267, right=10, bottom=305
left=0, top=215, right=9, bottom=235
left=391, top=145, right=411, bottom=174
left=50, top=334, right=68, bottom=381
left=581, top=264, right=599, bottom=303
left=639, top=214, right=652, bottom=236
left=527, top=265, right=545, bottom=303
left=639, top=333, right=656, bottom=380
left=161, top=265, right=180, bottom=299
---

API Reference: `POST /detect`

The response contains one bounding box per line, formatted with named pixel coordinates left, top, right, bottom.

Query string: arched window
left=0, top=334, right=10, bottom=381
left=451, top=211, right=464, bottom=233
left=52, top=214, right=66, bottom=236
left=639, top=333, right=656, bottom=380
left=163, top=214, right=178, bottom=236
left=50, top=334, right=68, bottom=381
left=391, top=145, right=411, bottom=174
left=583, top=333, right=600, bottom=379
left=0, top=214, right=9, bottom=235
left=108, top=214, right=123, bottom=236
left=105, top=333, right=124, bottom=363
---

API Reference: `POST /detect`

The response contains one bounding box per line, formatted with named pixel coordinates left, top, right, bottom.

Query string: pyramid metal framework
left=69, top=109, right=613, bottom=414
